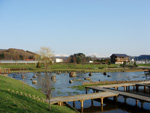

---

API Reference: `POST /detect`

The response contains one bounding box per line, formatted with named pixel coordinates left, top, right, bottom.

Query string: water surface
left=9, top=72, right=150, bottom=113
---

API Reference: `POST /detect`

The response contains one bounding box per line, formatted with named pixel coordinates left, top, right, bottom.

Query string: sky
left=0, top=0, right=150, bottom=57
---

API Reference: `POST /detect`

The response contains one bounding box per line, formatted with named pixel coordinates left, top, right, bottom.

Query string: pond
left=8, top=71, right=150, bottom=113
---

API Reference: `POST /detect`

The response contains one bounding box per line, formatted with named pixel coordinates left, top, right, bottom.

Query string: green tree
left=36, top=61, right=41, bottom=68
left=0, top=54, right=5, bottom=59
left=69, top=53, right=86, bottom=64
left=107, top=60, right=111, bottom=68
left=134, top=61, right=137, bottom=67
left=123, top=61, right=126, bottom=66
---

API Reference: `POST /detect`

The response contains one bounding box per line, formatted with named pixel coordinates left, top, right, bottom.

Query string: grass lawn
left=138, top=64, right=150, bottom=67
left=0, top=63, right=144, bottom=73
left=0, top=75, right=77, bottom=113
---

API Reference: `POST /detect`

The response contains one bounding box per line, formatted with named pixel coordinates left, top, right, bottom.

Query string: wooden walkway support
left=85, top=81, right=150, bottom=92
left=135, top=83, right=150, bottom=93
left=0, top=68, right=10, bottom=74
left=48, top=92, right=118, bottom=108
left=83, top=80, right=148, bottom=85
left=86, top=84, right=150, bottom=109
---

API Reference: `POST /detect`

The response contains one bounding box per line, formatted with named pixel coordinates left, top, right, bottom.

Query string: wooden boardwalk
left=48, top=92, right=118, bottom=107
left=86, top=86, right=150, bottom=103
left=49, top=81, right=150, bottom=109
left=86, top=82, right=150, bottom=108
left=135, top=83, right=150, bottom=92
left=89, top=81, right=150, bottom=91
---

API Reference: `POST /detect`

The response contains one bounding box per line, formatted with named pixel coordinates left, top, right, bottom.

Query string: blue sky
left=0, top=0, right=150, bottom=57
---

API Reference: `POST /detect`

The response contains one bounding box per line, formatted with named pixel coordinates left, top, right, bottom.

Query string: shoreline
left=9, top=68, right=145, bottom=73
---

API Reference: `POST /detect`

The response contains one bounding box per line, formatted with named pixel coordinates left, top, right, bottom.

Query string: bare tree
left=41, top=73, right=52, bottom=111
left=37, top=47, right=54, bottom=111
left=37, top=47, right=54, bottom=70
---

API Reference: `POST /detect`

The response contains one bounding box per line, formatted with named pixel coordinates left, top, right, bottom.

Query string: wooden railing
left=0, top=68, right=10, bottom=74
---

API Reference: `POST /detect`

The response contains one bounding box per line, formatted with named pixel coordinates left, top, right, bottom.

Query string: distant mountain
left=134, top=55, right=150, bottom=61
left=0, top=48, right=37, bottom=60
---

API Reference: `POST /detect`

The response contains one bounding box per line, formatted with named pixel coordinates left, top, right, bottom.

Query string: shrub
left=36, top=62, right=41, bottom=68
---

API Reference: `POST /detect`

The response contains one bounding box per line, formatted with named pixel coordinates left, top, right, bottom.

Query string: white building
left=55, top=58, right=64, bottom=63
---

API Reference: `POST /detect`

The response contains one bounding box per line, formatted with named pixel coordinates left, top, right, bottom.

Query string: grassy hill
left=0, top=48, right=36, bottom=60
left=0, top=75, right=76, bottom=113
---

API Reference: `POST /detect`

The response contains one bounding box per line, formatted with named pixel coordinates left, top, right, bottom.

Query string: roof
left=111, top=54, right=128, bottom=57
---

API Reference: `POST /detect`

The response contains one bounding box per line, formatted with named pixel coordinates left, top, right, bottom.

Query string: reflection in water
left=8, top=71, right=150, bottom=113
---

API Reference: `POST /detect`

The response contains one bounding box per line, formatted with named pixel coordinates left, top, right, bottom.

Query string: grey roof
left=111, top=54, right=128, bottom=57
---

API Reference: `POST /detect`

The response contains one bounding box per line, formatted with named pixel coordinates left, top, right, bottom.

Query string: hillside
left=0, top=48, right=36, bottom=60
left=0, top=75, right=76, bottom=113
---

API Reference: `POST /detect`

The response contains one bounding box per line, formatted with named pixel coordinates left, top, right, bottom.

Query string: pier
left=49, top=81, right=150, bottom=111
left=135, top=83, right=150, bottom=93
left=49, top=92, right=118, bottom=108
left=86, top=81, right=150, bottom=109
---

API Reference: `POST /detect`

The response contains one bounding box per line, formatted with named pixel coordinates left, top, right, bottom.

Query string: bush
left=36, top=62, right=41, bottom=68
left=98, top=67, right=104, bottom=69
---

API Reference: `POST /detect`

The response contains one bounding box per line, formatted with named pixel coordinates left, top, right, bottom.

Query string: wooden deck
left=49, top=81, right=150, bottom=109
left=48, top=92, right=118, bottom=107
left=135, top=83, right=150, bottom=92
left=96, top=81, right=150, bottom=88
left=136, top=83, right=150, bottom=87
left=89, top=81, right=150, bottom=91
left=86, top=86, right=150, bottom=103
left=86, top=82, right=150, bottom=109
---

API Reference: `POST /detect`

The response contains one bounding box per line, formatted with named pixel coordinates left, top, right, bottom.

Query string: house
left=110, top=54, right=129, bottom=64
left=89, top=61, right=94, bottom=63
left=55, top=58, right=64, bottom=63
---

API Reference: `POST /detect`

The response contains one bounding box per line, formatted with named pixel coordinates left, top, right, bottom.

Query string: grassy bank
left=0, top=63, right=146, bottom=73
left=0, top=75, right=77, bottom=113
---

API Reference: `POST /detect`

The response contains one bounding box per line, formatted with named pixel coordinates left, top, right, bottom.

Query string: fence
left=0, top=68, right=10, bottom=74
left=0, top=60, right=38, bottom=64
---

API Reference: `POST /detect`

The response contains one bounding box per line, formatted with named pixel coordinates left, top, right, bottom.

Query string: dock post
left=101, top=105, right=103, bottom=111
left=115, top=87, right=118, bottom=91
left=136, top=99, right=138, bottom=106
left=80, top=100, right=84, bottom=108
left=73, top=101, right=75, bottom=107
left=149, top=87, right=150, bottom=94
left=93, top=89, right=95, bottom=93
left=124, top=97, right=126, bottom=103
left=8, top=68, right=10, bottom=74
left=86, top=88, right=88, bottom=94
left=101, top=98, right=104, bottom=105
left=81, top=107, right=83, bottom=113
left=91, top=99, right=93, bottom=106
left=113, top=96, right=118, bottom=102
left=58, top=101, right=62, bottom=106
left=133, top=86, right=135, bottom=91
left=124, top=86, right=126, bottom=91
left=136, top=86, right=139, bottom=91
left=141, top=101, right=143, bottom=109
left=144, top=86, right=147, bottom=92
left=128, top=86, right=130, bottom=91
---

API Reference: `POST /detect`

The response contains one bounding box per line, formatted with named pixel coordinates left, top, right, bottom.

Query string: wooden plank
left=87, top=86, right=150, bottom=103
left=48, top=92, right=118, bottom=104
left=94, top=81, right=150, bottom=89
left=136, top=83, right=150, bottom=87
